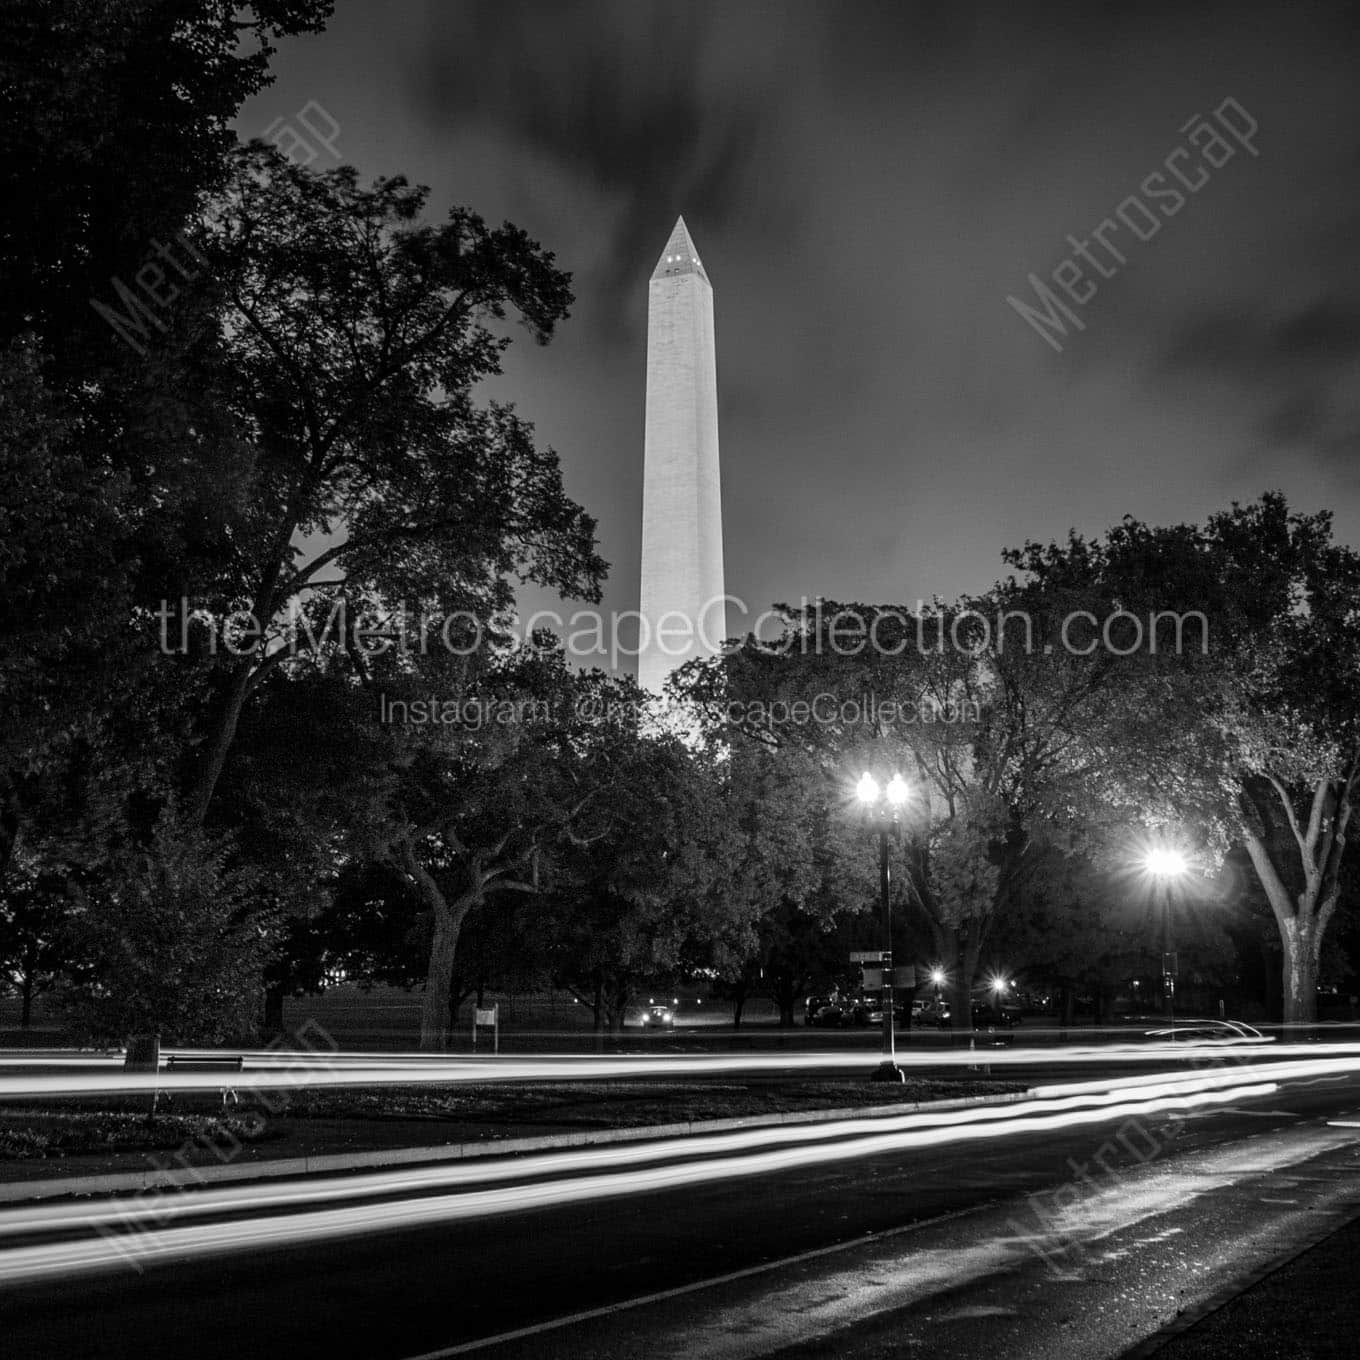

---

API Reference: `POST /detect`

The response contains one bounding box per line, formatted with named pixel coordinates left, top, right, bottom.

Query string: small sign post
left=472, top=1004, right=499, bottom=1054
left=124, top=1034, right=160, bottom=1117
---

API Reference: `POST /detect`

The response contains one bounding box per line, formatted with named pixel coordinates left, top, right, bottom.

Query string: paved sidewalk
left=1136, top=1210, right=1360, bottom=1358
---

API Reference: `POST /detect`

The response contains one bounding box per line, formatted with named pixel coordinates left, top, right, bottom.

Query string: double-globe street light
left=855, top=770, right=911, bottom=1082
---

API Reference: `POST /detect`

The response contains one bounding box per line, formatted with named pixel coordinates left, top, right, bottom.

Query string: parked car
left=806, top=995, right=850, bottom=1027
left=806, top=993, right=906, bottom=1027
left=920, top=1000, right=1021, bottom=1029
left=640, top=998, right=678, bottom=1027
left=847, top=995, right=906, bottom=1026
left=972, top=1001, right=1022, bottom=1029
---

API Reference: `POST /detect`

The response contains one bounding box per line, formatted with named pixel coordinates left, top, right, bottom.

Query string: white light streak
left=0, top=1078, right=1279, bottom=1287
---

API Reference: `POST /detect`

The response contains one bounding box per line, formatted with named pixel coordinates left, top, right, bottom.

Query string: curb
left=0, top=1088, right=1029, bottom=1205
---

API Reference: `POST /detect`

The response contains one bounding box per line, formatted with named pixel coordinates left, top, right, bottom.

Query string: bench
left=164, top=1055, right=244, bottom=1071
left=163, top=1054, right=245, bottom=1105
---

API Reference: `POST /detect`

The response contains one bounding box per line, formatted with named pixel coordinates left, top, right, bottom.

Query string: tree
left=679, top=595, right=1129, bottom=1034
left=1, top=0, right=332, bottom=366
left=989, top=843, right=1239, bottom=1028
left=544, top=729, right=739, bottom=1037
left=0, top=860, right=69, bottom=1029
left=1008, top=494, right=1360, bottom=1025
left=210, top=662, right=390, bottom=1031
left=0, top=338, right=145, bottom=891
left=370, top=649, right=676, bottom=1049
left=752, top=901, right=849, bottom=1029
left=1, top=0, right=334, bottom=908
left=59, top=817, right=275, bottom=1044
left=163, top=144, right=605, bottom=832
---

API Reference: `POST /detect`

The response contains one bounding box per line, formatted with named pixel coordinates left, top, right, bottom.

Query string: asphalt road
left=2, top=1063, right=1360, bottom=1359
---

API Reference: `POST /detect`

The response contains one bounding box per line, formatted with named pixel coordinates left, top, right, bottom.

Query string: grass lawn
left=0, top=1078, right=1024, bottom=1163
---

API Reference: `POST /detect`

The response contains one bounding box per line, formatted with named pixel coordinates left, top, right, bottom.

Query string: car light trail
left=0, top=1077, right=1280, bottom=1287
left=0, top=1068, right=1285, bottom=1243
left=0, top=1041, right=1337, bottom=1100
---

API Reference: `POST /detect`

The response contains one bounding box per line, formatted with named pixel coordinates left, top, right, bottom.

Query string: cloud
left=408, top=0, right=802, bottom=326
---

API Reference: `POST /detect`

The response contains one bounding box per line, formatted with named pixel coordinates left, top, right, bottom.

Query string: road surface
left=2, top=1061, right=1359, bottom=1358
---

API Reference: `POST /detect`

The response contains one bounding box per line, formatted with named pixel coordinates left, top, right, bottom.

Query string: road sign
left=849, top=950, right=890, bottom=963
left=1162, top=952, right=1179, bottom=977
left=472, top=1004, right=499, bottom=1054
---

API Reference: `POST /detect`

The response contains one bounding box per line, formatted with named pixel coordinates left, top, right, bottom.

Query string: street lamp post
left=1145, top=847, right=1189, bottom=1033
left=856, top=771, right=910, bottom=1082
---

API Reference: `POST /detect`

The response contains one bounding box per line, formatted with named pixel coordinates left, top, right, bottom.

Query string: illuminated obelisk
left=638, top=217, right=726, bottom=695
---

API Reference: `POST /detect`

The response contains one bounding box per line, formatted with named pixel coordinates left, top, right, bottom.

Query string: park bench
left=163, top=1053, right=245, bottom=1105
left=163, top=1054, right=244, bottom=1071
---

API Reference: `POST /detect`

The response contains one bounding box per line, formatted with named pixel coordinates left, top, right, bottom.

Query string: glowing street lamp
left=1145, top=848, right=1188, bottom=879
left=856, top=770, right=912, bottom=1081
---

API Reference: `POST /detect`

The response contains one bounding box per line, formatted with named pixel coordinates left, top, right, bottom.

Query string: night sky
left=238, top=1, right=1360, bottom=661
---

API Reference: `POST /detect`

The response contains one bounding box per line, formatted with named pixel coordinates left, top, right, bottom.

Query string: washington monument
left=638, top=216, right=726, bottom=695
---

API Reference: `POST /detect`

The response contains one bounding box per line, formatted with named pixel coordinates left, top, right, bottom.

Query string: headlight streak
left=5, top=1040, right=1342, bottom=1102
left=0, top=1067, right=1283, bottom=1243
left=0, top=1078, right=1280, bottom=1286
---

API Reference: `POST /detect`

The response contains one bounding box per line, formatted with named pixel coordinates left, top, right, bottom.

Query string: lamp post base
left=870, top=1061, right=905, bottom=1083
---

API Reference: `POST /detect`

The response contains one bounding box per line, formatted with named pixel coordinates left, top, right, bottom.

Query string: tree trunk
left=0, top=781, right=18, bottom=894
left=1240, top=788, right=1350, bottom=1035
left=592, top=977, right=606, bottom=1051
left=262, top=981, right=285, bottom=1036
left=1281, top=916, right=1320, bottom=1029
left=20, top=973, right=33, bottom=1030
left=732, top=993, right=745, bottom=1028
left=421, top=908, right=460, bottom=1051
left=938, top=922, right=980, bottom=1043
left=400, top=848, right=478, bottom=1053
left=949, top=973, right=972, bottom=1041
left=184, top=661, right=256, bottom=828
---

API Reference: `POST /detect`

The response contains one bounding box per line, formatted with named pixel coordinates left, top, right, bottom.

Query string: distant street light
left=929, top=967, right=946, bottom=1020
left=856, top=769, right=913, bottom=1082
left=1144, top=845, right=1191, bottom=1029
